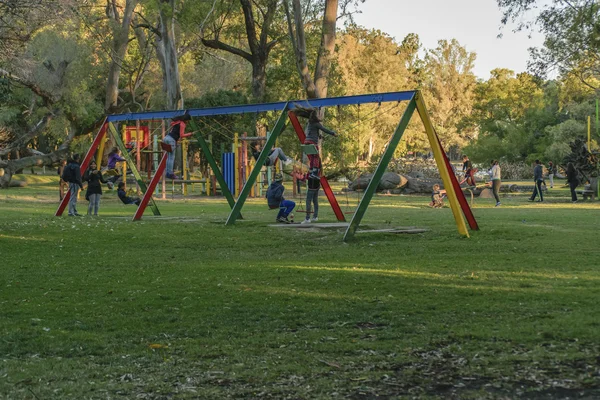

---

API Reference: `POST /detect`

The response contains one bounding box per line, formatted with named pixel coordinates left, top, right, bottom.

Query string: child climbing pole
left=293, top=108, right=338, bottom=179
left=163, top=111, right=193, bottom=179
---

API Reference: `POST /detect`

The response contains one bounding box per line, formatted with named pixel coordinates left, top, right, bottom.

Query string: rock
left=348, top=172, right=408, bottom=191
left=403, top=176, right=443, bottom=194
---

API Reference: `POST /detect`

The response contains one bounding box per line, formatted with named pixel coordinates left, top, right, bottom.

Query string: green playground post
left=188, top=120, right=238, bottom=211
left=343, top=95, right=417, bottom=241
left=226, top=104, right=290, bottom=225
left=107, top=122, right=161, bottom=216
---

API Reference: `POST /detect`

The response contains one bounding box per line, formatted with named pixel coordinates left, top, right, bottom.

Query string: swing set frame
left=54, top=90, right=479, bottom=241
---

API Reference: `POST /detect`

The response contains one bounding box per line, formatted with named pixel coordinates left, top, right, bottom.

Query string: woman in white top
left=490, top=160, right=501, bottom=207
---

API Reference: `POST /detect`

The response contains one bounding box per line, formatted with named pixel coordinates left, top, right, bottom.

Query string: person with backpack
left=83, top=160, right=108, bottom=216
left=266, top=173, right=295, bottom=223
left=62, top=153, right=84, bottom=216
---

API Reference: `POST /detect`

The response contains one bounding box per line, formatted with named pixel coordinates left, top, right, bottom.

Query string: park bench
left=577, top=189, right=596, bottom=200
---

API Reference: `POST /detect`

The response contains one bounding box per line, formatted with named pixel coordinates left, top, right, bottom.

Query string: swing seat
left=301, top=144, right=319, bottom=155
left=160, top=142, right=173, bottom=152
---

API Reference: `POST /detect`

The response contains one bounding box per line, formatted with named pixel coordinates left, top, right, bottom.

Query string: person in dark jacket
left=83, top=160, right=108, bottom=216
left=566, top=162, right=579, bottom=203
left=529, top=159, right=544, bottom=202
left=293, top=108, right=337, bottom=179
left=266, top=173, right=295, bottom=223
left=62, top=153, right=84, bottom=216
left=300, top=175, right=321, bottom=224
left=117, top=182, right=141, bottom=206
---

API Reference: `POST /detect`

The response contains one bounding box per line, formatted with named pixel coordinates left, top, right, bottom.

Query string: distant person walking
left=566, top=162, right=579, bottom=203
left=490, top=160, right=501, bottom=207
left=529, top=159, right=544, bottom=202
left=547, top=161, right=557, bottom=188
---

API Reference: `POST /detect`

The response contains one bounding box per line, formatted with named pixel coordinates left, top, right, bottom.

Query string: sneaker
left=311, top=217, right=318, bottom=222
left=166, top=173, right=179, bottom=180
left=495, top=202, right=501, bottom=207
left=283, top=158, right=293, bottom=166
left=277, top=217, right=288, bottom=223
left=572, top=200, right=578, bottom=203
left=301, top=219, right=311, bottom=224
left=528, top=198, right=534, bottom=202
left=74, top=213, right=82, bottom=217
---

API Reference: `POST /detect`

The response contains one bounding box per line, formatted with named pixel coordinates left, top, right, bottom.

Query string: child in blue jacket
left=266, top=173, right=295, bottom=223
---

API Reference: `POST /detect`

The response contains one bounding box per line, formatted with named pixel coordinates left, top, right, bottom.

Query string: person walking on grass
left=490, top=160, right=501, bottom=207
left=83, top=160, right=107, bottom=216
left=547, top=161, right=557, bottom=188
left=529, top=159, right=544, bottom=202
left=301, top=174, right=320, bottom=224
left=62, top=153, right=84, bottom=216
left=566, top=162, right=579, bottom=203
left=266, top=173, right=295, bottom=223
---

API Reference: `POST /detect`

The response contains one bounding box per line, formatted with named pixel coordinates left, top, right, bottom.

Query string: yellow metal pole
left=415, top=92, right=469, bottom=237
left=588, top=115, right=591, bottom=151
left=121, top=125, right=128, bottom=190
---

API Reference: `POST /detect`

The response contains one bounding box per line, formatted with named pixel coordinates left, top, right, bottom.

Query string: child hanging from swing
left=162, top=111, right=193, bottom=180
left=293, top=107, right=338, bottom=179
left=117, top=182, right=141, bottom=206
left=266, top=173, right=296, bottom=223
left=250, top=141, right=293, bottom=167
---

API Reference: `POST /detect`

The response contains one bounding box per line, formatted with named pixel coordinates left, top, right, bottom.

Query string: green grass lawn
left=1, top=175, right=599, bottom=399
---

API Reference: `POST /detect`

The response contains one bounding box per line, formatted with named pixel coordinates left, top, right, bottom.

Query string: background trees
left=1, top=0, right=599, bottom=186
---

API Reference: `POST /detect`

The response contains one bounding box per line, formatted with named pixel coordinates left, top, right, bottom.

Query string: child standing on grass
left=117, top=182, right=141, bottom=206
left=83, top=160, right=107, bottom=216
left=266, top=173, right=295, bottom=223
left=301, top=175, right=320, bottom=224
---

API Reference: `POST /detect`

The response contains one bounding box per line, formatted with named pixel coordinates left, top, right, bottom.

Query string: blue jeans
left=277, top=200, right=295, bottom=219
left=163, top=135, right=177, bottom=175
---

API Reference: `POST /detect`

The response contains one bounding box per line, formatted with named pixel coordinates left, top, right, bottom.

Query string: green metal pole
left=226, top=104, right=289, bottom=225
left=188, top=120, right=238, bottom=211
left=107, top=122, right=161, bottom=216
left=343, top=96, right=417, bottom=241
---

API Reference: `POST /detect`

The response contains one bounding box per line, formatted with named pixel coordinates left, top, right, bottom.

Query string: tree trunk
left=156, top=0, right=183, bottom=110
left=105, top=0, right=139, bottom=112
left=251, top=57, right=267, bottom=102
left=314, top=0, right=338, bottom=98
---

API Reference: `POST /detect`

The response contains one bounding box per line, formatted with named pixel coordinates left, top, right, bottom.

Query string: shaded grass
left=1, top=175, right=599, bottom=399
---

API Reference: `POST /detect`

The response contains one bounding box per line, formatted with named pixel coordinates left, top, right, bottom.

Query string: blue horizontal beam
left=106, top=91, right=417, bottom=122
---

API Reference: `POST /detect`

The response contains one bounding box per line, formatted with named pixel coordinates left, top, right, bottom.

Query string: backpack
left=61, top=164, right=75, bottom=182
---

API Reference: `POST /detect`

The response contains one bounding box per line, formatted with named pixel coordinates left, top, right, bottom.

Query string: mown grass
left=1, top=174, right=599, bottom=399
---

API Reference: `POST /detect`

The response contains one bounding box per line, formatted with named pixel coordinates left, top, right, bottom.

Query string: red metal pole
left=133, top=153, right=167, bottom=221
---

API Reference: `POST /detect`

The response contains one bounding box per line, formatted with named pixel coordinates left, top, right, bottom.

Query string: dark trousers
left=492, top=180, right=501, bottom=203
left=569, top=181, right=578, bottom=202
left=530, top=179, right=544, bottom=201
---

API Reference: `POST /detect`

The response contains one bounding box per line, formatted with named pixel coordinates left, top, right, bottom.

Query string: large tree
left=199, top=0, right=280, bottom=103
left=498, top=0, right=600, bottom=89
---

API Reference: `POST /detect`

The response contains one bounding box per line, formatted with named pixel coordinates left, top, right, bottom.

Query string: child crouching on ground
left=117, top=182, right=141, bottom=206
left=266, top=173, right=295, bottom=223
left=430, top=184, right=446, bottom=208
